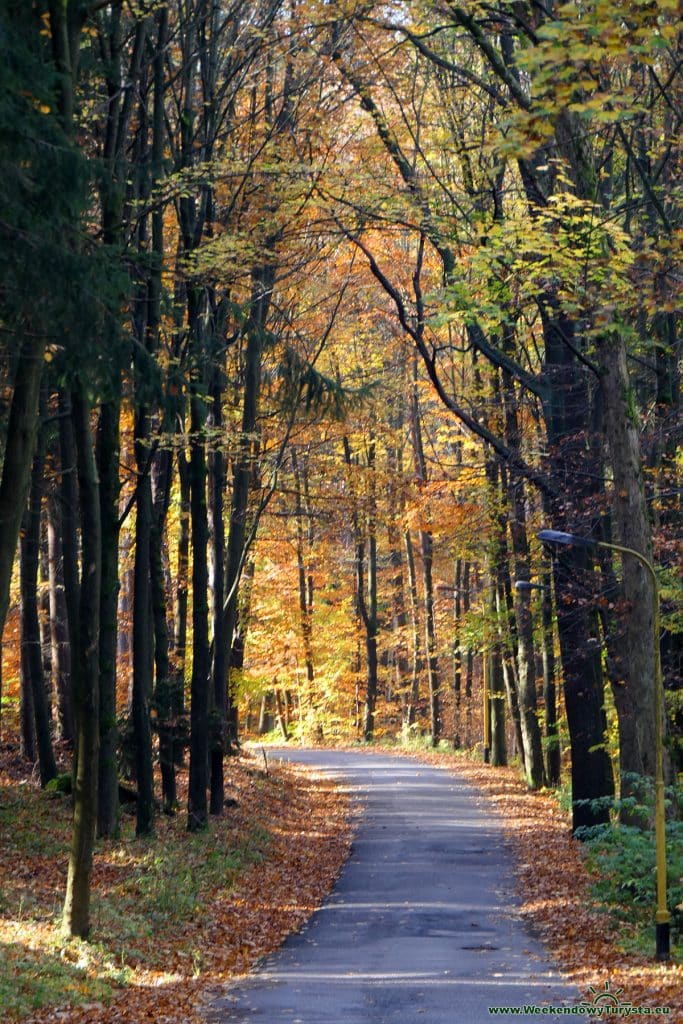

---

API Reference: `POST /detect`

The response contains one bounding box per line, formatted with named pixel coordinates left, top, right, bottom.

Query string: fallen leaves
left=0, top=751, right=353, bottom=1024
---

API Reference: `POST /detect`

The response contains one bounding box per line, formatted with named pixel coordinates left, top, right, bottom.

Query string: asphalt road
left=209, top=749, right=580, bottom=1024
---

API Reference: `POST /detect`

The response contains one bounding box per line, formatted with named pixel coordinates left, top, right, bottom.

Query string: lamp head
left=537, top=529, right=597, bottom=549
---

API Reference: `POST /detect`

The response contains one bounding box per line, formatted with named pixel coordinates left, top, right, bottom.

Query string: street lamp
left=538, top=529, right=670, bottom=961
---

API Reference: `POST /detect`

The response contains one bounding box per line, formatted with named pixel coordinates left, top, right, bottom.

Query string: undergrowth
left=575, top=776, right=683, bottom=958
left=0, top=770, right=271, bottom=1019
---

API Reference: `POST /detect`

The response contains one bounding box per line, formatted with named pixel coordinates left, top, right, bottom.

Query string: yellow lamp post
left=483, top=652, right=491, bottom=764
left=538, top=530, right=670, bottom=961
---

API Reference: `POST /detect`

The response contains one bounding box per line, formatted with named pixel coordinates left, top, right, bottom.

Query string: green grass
left=0, top=940, right=127, bottom=1017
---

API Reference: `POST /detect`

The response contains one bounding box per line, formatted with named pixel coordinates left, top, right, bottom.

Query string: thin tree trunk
left=132, top=389, right=156, bottom=836
left=173, top=449, right=191, bottom=764
left=223, top=267, right=272, bottom=745
left=409, top=353, right=440, bottom=744
left=209, top=365, right=227, bottom=814
left=152, top=512, right=175, bottom=814
left=497, top=358, right=544, bottom=787
left=463, top=563, right=474, bottom=744
left=47, top=490, right=73, bottom=743
left=540, top=559, right=560, bottom=786
left=20, top=624, right=36, bottom=762
left=62, top=386, right=101, bottom=939
left=188, top=389, right=210, bottom=832
left=404, top=530, right=422, bottom=729
left=292, top=448, right=315, bottom=694
left=364, top=440, right=379, bottom=740
left=0, top=339, right=46, bottom=642
left=452, top=559, right=462, bottom=749
left=489, top=648, right=507, bottom=767
left=58, top=389, right=82, bottom=715
left=20, top=421, right=57, bottom=785
left=96, top=397, right=120, bottom=837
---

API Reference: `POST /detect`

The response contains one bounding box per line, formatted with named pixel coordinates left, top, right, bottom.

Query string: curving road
left=209, top=750, right=579, bottom=1023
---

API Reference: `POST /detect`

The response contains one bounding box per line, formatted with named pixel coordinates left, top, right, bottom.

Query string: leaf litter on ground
left=0, top=747, right=353, bottom=1024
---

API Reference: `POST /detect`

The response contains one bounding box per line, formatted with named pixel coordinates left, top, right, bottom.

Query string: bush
left=576, top=778, right=683, bottom=950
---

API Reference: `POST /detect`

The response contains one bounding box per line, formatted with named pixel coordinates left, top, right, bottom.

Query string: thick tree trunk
left=386, top=422, right=410, bottom=717
left=463, top=563, right=475, bottom=744
left=62, top=386, right=101, bottom=939
left=541, top=314, right=614, bottom=831
left=553, top=548, right=613, bottom=830
left=38, top=522, right=51, bottom=707
left=599, top=332, right=659, bottom=781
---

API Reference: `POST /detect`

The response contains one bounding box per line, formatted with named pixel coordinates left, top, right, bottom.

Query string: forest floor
left=0, top=741, right=353, bottom=1024
left=1, top=738, right=681, bottom=1022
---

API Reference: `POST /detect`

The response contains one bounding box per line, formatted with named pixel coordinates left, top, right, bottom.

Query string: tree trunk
left=409, top=353, right=440, bottom=744
left=292, top=448, right=315, bottom=694
left=20, top=630, right=36, bottom=762
left=62, top=386, right=101, bottom=939
left=58, top=389, right=81, bottom=706
left=364, top=469, right=379, bottom=741
left=223, top=265, right=273, bottom=745
left=540, top=313, right=614, bottom=831
left=20, top=421, right=56, bottom=786
left=132, top=397, right=155, bottom=837
left=96, top=396, right=120, bottom=837
left=500, top=455, right=544, bottom=787
left=47, top=489, right=73, bottom=743
left=452, top=559, right=463, bottom=749
left=0, top=339, right=46, bottom=642
left=209, top=365, right=227, bottom=814
left=553, top=547, right=613, bottom=831
left=489, top=648, right=507, bottom=767
left=599, top=332, right=660, bottom=782
left=540, top=558, right=560, bottom=786
left=173, top=449, right=191, bottom=764
left=420, top=530, right=441, bottom=745
left=152, top=513, right=175, bottom=814
left=188, top=390, right=210, bottom=832
left=404, top=529, right=422, bottom=729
